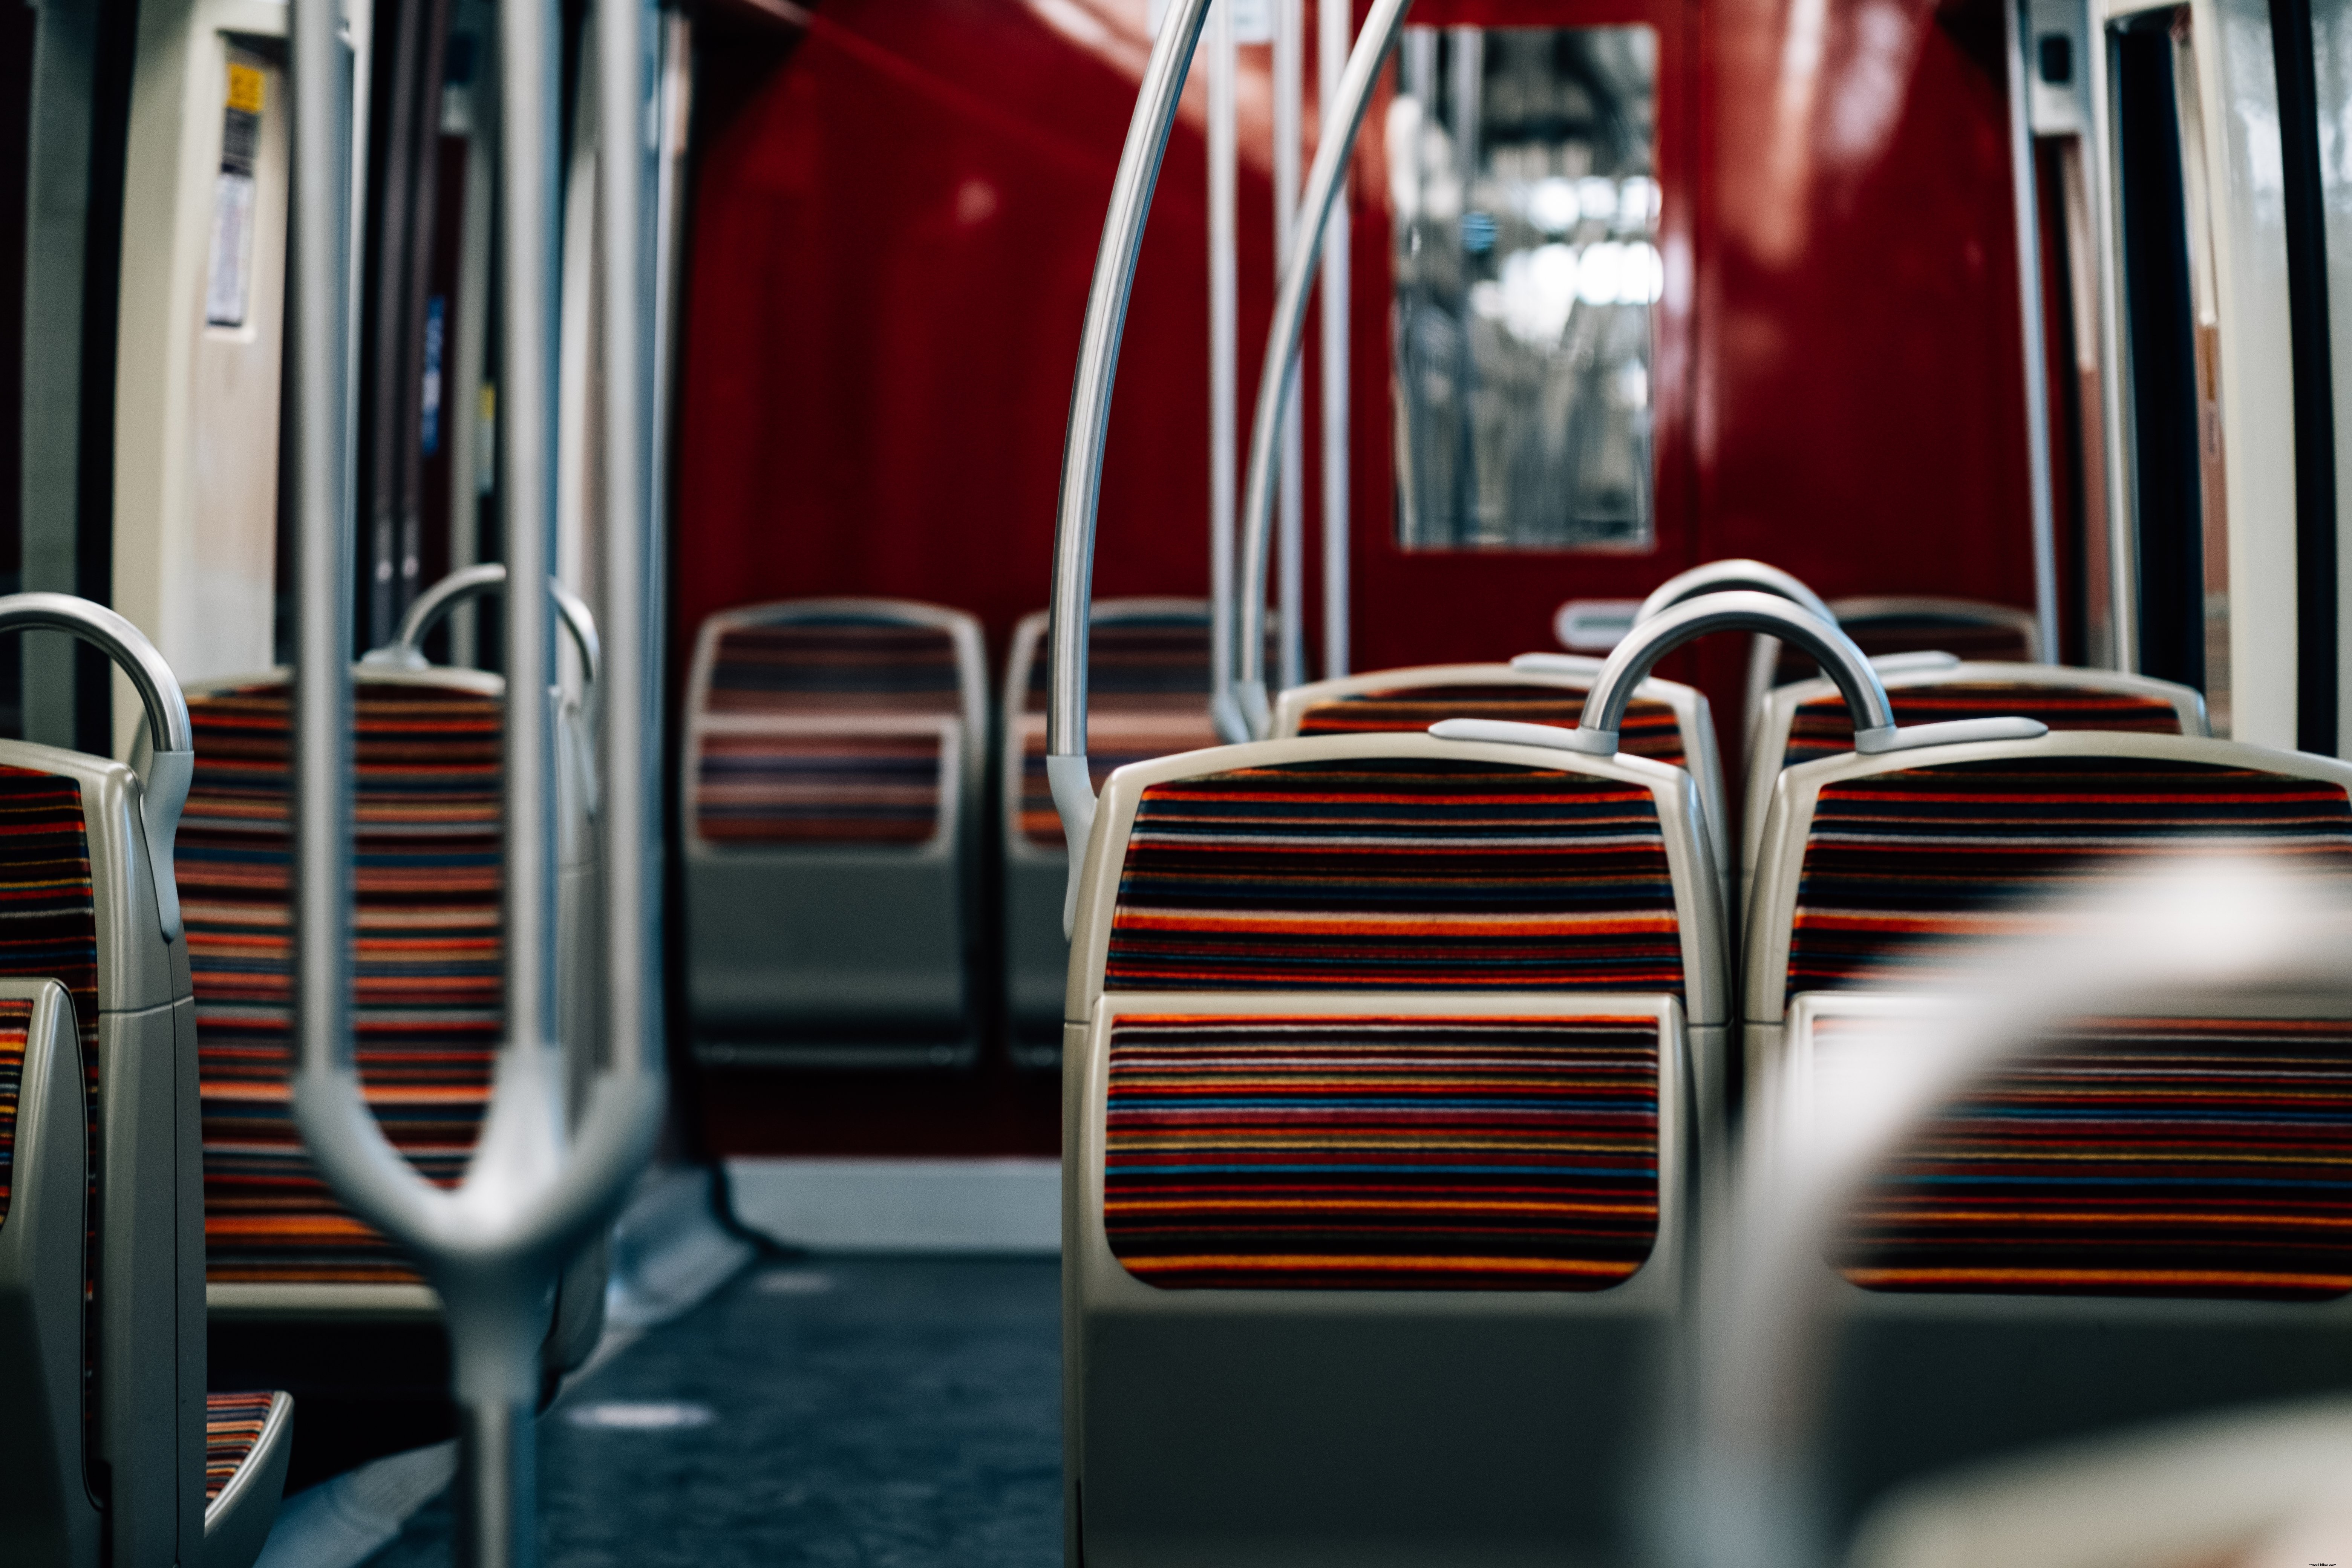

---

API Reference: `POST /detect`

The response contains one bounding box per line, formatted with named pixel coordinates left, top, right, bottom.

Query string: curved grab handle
left=366, top=563, right=603, bottom=692
left=1233, top=0, right=1415, bottom=738
left=1632, top=559, right=1834, bottom=627
left=0, top=594, right=193, bottom=942
left=1436, top=592, right=2046, bottom=759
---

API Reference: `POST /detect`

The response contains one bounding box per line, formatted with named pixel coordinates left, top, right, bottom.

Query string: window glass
left=1390, top=24, right=1660, bottom=551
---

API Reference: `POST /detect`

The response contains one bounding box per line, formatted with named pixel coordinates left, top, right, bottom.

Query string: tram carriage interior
left=13, top=0, right=2352, bottom=1562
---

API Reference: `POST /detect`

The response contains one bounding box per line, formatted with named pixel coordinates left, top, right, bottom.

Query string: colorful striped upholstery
left=184, top=681, right=498, bottom=1286
left=695, top=612, right=971, bottom=849
left=697, top=728, right=947, bottom=845
left=1832, top=1015, right=2352, bottom=1301
left=1786, top=757, right=2352, bottom=996
left=1295, top=681, right=1689, bottom=766
left=1102, top=1012, right=1661, bottom=1289
left=203, top=1391, right=277, bottom=1503
left=0, top=996, right=32, bottom=1228
left=1014, top=611, right=1221, bottom=849
left=1781, top=683, right=2187, bottom=769
left=1106, top=759, right=1682, bottom=995
left=705, top=619, right=965, bottom=715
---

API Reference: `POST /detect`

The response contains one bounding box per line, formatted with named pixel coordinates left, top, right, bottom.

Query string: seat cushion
left=697, top=728, right=946, bottom=845
left=1103, top=1012, right=1661, bottom=1289
left=186, top=683, right=497, bottom=1285
left=0, top=993, right=33, bottom=1227
left=204, top=1390, right=278, bottom=1504
left=1296, top=683, right=1687, bottom=768
left=1833, top=1015, right=2352, bottom=1301
left=1787, top=757, right=2352, bottom=995
left=1107, top=758, right=1683, bottom=995
left=1773, top=609, right=2035, bottom=683
left=1782, top=682, right=2185, bottom=769
left=707, top=619, right=965, bottom=715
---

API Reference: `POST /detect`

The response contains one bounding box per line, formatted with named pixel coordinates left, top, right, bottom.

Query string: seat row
left=678, top=591, right=2202, bottom=1076
left=0, top=574, right=610, bottom=1567
left=1045, top=583, right=2351, bottom=1566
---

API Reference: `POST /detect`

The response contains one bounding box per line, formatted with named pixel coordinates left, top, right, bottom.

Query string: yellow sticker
left=226, top=61, right=264, bottom=115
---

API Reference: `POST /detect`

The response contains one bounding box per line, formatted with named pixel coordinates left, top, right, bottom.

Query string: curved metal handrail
left=0, top=593, right=194, bottom=942
left=287, top=0, right=663, bottom=1560
left=368, top=562, right=603, bottom=692
left=1231, top=0, right=1414, bottom=738
left=1677, top=863, right=2352, bottom=1568
left=1633, top=559, right=1834, bottom=627
left=1431, top=592, right=2046, bottom=758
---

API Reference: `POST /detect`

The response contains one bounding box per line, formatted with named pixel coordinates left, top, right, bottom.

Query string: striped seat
left=1066, top=730, right=1720, bottom=1564
left=1744, top=734, right=2352, bottom=1528
left=1001, top=601, right=1223, bottom=1066
left=1738, top=665, right=2209, bottom=891
left=0, top=741, right=217, bottom=1564
left=684, top=599, right=987, bottom=1068
left=1102, top=1010, right=1664, bottom=1291
left=184, top=678, right=502, bottom=1291
left=1272, top=663, right=1729, bottom=890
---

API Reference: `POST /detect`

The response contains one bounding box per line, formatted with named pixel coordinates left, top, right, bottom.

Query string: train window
left=1389, top=23, right=1660, bottom=552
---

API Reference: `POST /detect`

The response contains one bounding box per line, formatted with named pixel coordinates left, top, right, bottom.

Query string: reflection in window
left=1390, top=25, right=1660, bottom=551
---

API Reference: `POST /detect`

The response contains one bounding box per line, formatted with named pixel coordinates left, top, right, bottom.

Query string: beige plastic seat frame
left=1061, top=728, right=1715, bottom=1566
left=1002, top=599, right=1221, bottom=1070
left=681, top=596, right=988, bottom=1069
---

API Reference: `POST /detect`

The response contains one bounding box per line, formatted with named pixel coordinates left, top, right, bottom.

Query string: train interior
left=8, top=0, right=2352, bottom=1562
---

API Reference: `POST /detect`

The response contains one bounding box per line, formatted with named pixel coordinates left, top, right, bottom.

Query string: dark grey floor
left=366, top=1257, right=1063, bottom=1568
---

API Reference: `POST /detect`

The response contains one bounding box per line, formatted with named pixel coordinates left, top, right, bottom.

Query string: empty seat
left=683, top=599, right=987, bottom=1068
left=0, top=598, right=294, bottom=1567
left=1002, top=600, right=1222, bottom=1068
left=1063, top=726, right=1723, bottom=1565
left=1743, top=732, right=2352, bottom=1522
left=182, top=653, right=606, bottom=1474
left=1738, top=662, right=2208, bottom=897
left=1274, top=660, right=1729, bottom=868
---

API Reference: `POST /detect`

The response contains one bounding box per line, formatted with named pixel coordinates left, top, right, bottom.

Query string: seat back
left=1001, top=600, right=1221, bottom=1066
left=1272, top=661, right=1728, bottom=860
left=0, top=979, right=98, bottom=1563
left=0, top=735, right=203, bottom=1566
left=682, top=598, right=987, bottom=1067
left=1062, top=732, right=1720, bottom=1565
left=185, top=671, right=506, bottom=1309
left=1738, top=664, right=2210, bottom=891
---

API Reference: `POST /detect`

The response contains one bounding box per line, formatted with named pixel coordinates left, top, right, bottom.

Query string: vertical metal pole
left=1209, top=0, right=1244, bottom=740
left=1318, top=0, right=1351, bottom=679
left=1275, top=0, right=1306, bottom=691
left=2086, top=23, right=2139, bottom=669
left=1449, top=26, right=1479, bottom=190
left=2004, top=0, right=2064, bottom=662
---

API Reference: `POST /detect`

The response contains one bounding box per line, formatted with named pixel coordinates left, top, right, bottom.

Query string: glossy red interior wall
left=674, top=0, right=2035, bottom=689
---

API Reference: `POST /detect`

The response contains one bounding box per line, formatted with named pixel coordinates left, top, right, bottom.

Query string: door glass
left=1389, top=24, right=1660, bottom=551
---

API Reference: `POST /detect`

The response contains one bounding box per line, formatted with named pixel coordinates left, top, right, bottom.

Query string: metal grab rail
left=0, top=594, right=194, bottom=940
left=1231, top=0, right=1414, bottom=738
left=288, top=0, right=663, bottom=1563
left=1049, top=0, right=1407, bottom=927
left=1429, top=592, right=2048, bottom=758
left=367, top=562, right=604, bottom=693
left=1632, top=559, right=1834, bottom=627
